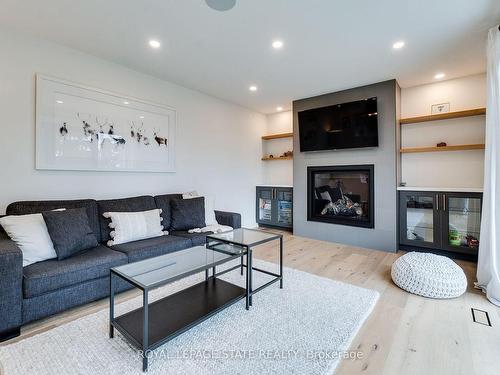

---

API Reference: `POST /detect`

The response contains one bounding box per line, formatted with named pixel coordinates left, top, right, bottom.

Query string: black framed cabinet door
left=441, top=192, right=482, bottom=255
left=400, top=191, right=441, bottom=249
left=256, top=187, right=274, bottom=225
left=275, top=188, right=293, bottom=229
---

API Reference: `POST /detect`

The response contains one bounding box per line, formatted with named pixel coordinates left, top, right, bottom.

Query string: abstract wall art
left=36, top=74, right=176, bottom=172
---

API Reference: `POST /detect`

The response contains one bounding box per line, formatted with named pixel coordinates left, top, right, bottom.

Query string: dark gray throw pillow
left=170, top=197, right=206, bottom=231
left=42, top=208, right=99, bottom=260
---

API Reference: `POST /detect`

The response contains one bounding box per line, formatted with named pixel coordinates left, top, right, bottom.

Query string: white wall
left=400, top=74, right=486, bottom=189
left=0, top=29, right=267, bottom=227
left=261, top=111, right=293, bottom=186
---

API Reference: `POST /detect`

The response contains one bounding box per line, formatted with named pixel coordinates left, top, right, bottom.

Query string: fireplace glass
left=307, top=165, right=374, bottom=228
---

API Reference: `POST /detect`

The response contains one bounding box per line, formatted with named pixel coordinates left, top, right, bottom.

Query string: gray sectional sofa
left=0, top=194, right=241, bottom=341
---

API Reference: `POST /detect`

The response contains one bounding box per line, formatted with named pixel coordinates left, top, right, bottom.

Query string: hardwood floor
left=253, top=230, right=500, bottom=375
left=5, top=231, right=500, bottom=375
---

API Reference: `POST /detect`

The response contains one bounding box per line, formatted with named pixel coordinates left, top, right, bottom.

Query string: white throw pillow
left=0, top=210, right=64, bottom=267
left=103, top=209, right=166, bottom=246
left=182, top=191, right=217, bottom=226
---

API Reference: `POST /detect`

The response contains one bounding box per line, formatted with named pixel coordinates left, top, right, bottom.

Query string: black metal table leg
left=109, top=272, right=115, bottom=338
left=143, top=290, right=149, bottom=372
left=248, top=248, right=253, bottom=306
left=245, top=252, right=250, bottom=310
left=240, top=256, right=244, bottom=275
left=279, top=236, right=283, bottom=289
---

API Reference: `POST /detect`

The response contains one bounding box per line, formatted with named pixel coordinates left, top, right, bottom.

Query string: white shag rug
left=0, top=259, right=379, bottom=375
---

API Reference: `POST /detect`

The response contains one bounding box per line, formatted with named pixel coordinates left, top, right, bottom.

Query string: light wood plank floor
left=5, top=231, right=500, bottom=375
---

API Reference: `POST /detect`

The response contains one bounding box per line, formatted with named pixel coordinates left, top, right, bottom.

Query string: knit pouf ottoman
left=391, top=252, right=467, bottom=298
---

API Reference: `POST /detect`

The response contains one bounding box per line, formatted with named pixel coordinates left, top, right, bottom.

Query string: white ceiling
left=1, top=0, right=499, bottom=114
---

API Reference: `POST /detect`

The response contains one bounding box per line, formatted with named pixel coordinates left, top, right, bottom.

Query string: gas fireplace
left=307, top=165, right=374, bottom=228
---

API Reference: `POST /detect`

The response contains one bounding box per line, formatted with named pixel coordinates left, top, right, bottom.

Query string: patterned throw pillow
left=103, top=208, right=166, bottom=246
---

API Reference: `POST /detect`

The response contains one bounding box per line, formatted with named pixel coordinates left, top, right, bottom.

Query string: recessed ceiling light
left=434, top=73, right=445, bottom=79
left=139, top=116, right=145, bottom=119
left=56, top=100, right=63, bottom=104
left=249, top=85, right=258, bottom=92
left=392, top=41, right=405, bottom=49
left=272, top=40, right=284, bottom=49
left=123, top=101, right=130, bottom=105
left=148, top=40, right=161, bottom=49
left=276, top=106, right=283, bottom=111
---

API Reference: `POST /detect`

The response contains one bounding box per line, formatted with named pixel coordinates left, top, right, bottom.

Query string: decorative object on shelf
left=466, top=235, right=479, bottom=249
left=449, top=229, right=461, bottom=246
left=281, top=150, right=293, bottom=157
left=391, top=252, right=467, bottom=299
left=431, top=102, right=450, bottom=114
left=36, top=74, right=176, bottom=172
left=269, top=154, right=274, bottom=158
left=437, top=142, right=447, bottom=147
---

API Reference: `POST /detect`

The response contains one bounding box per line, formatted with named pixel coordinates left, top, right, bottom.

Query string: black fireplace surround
left=307, top=165, right=374, bottom=228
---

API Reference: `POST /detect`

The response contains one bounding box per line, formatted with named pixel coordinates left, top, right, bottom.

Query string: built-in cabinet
left=399, top=191, right=482, bottom=256
left=256, top=186, right=293, bottom=229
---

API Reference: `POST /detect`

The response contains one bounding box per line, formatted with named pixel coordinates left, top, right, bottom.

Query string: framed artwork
left=35, top=74, right=176, bottom=172
left=431, top=102, right=450, bottom=115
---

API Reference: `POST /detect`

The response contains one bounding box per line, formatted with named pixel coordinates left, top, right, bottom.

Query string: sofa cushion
left=110, top=235, right=191, bottom=263
left=169, top=230, right=214, bottom=246
left=22, top=245, right=127, bottom=298
left=103, top=209, right=165, bottom=246
left=97, top=196, right=156, bottom=242
left=42, top=208, right=99, bottom=260
left=170, top=197, right=206, bottom=231
left=6, top=199, right=100, bottom=243
left=154, top=193, right=182, bottom=230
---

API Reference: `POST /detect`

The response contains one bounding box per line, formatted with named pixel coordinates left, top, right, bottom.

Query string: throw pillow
left=0, top=209, right=64, bottom=267
left=170, top=197, right=206, bottom=231
left=182, top=191, right=217, bottom=225
left=42, top=208, right=98, bottom=260
left=103, top=208, right=166, bottom=246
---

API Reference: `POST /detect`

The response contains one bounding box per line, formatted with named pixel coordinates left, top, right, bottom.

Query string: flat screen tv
left=298, top=97, right=378, bottom=152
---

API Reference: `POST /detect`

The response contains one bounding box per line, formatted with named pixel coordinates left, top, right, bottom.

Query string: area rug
left=0, top=259, right=379, bottom=375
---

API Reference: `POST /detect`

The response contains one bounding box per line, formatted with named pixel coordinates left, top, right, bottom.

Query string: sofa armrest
left=0, top=233, right=23, bottom=341
left=215, top=210, right=241, bottom=229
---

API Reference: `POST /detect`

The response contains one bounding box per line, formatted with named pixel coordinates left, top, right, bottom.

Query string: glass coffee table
left=109, top=229, right=283, bottom=372
left=206, top=228, right=283, bottom=309
left=109, top=246, right=247, bottom=371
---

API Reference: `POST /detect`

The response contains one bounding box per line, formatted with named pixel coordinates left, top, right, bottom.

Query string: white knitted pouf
left=391, top=252, right=467, bottom=299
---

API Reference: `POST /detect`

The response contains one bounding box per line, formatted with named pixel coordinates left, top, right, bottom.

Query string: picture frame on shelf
left=431, top=102, right=450, bottom=114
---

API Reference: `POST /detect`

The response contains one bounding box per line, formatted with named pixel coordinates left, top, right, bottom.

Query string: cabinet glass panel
left=259, top=198, right=272, bottom=222
left=448, top=197, right=481, bottom=250
left=406, top=195, right=434, bottom=242
left=277, top=200, right=292, bottom=225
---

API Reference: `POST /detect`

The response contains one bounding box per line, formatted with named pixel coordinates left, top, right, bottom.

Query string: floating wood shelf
left=261, top=132, right=293, bottom=140
left=261, top=156, right=293, bottom=161
left=400, top=144, right=485, bottom=153
left=400, top=108, right=486, bottom=125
